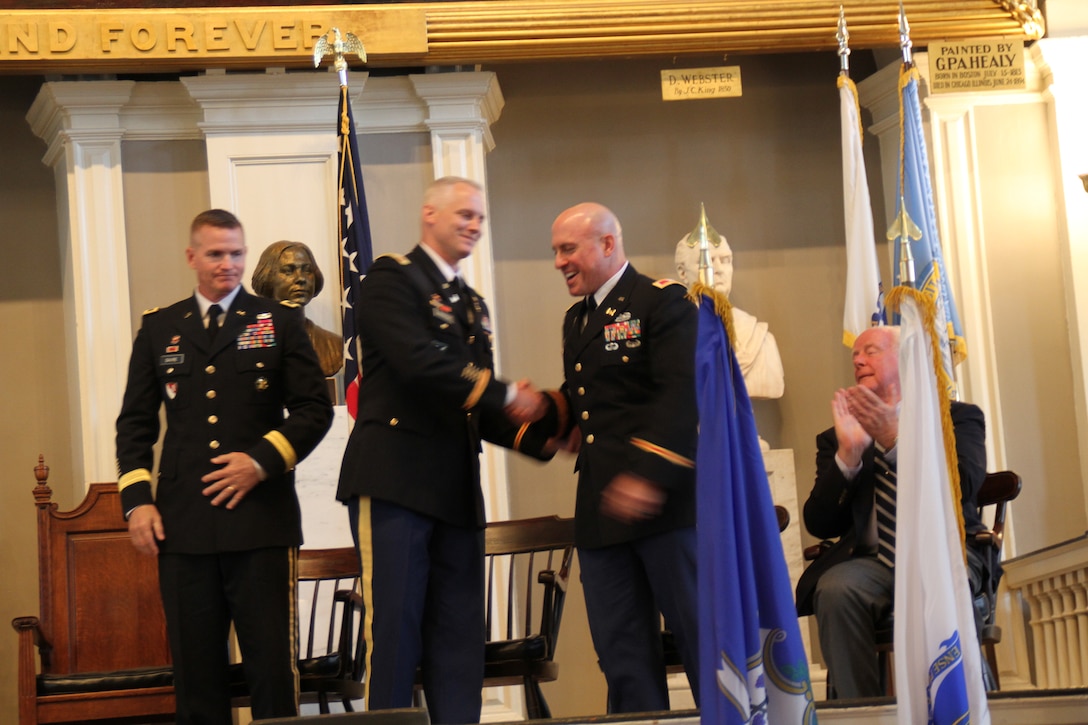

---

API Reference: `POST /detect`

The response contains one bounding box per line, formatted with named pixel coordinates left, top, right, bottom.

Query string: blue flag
left=694, top=295, right=816, bottom=725
left=337, top=84, right=374, bottom=415
left=890, top=66, right=965, bottom=394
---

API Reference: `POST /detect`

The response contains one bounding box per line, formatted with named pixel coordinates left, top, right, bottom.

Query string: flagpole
left=837, top=5, right=850, bottom=76
left=838, top=6, right=886, bottom=345
left=896, top=2, right=916, bottom=289
left=898, top=0, right=913, bottom=68
left=315, top=27, right=374, bottom=411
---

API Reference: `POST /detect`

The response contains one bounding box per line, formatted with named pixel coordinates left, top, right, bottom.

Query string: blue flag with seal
left=693, top=288, right=816, bottom=725
left=337, top=83, right=374, bottom=416
left=890, top=65, right=965, bottom=396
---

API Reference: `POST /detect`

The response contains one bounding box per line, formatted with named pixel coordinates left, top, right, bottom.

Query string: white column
left=410, top=71, right=519, bottom=720
left=1034, top=37, right=1088, bottom=520
left=410, top=72, right=510, bottom=525
left=26, top=81, right=136, bottom=485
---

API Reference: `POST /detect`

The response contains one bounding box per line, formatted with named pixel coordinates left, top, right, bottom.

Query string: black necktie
left=582, top=295, right=596, bottom=331
left=207, top=304, right=222, bottom=341
left=873, top=449, right=897, bottom=568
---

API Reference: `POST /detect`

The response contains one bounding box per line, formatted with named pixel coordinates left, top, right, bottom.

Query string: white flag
left=839, top=75, right=884, bottom=347
left=895, top=294, right=990, bottom=725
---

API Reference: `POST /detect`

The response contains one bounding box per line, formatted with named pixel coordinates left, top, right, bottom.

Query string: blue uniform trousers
left=578, top=526, right=699, bottom=713
left=350, top=497, right=485, bottom=725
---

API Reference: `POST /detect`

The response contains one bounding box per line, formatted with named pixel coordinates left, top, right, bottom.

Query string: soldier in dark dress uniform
left=548, top=202, right=700, bottom=713
left=336, top=177, right=557, bottom=724
left=116, top=209, right=333, bottom=724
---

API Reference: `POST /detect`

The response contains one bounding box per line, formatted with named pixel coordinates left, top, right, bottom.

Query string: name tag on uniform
left=160, top=354, right=185, bottom=366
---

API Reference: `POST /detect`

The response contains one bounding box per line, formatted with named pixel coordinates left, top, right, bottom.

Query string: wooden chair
left=229, top=547, right=366, bottom=713
left=410, top=516, right=577, bottom=719
left=12, top=456, right=176, bottom=725
left=805, top=470, right=1023, bottom=697
left=663, top=504, right=790, bottom=675
left=973, top=469, right=1022, bottom=689
left=481, top=515, right=575, bottom=719
left=13, top=456, right=367, bottom=722
left=871, top=470, right=1023, bottom=693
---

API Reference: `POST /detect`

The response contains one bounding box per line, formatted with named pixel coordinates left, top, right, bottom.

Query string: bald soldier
left=547, top=202, right=700, bottom=712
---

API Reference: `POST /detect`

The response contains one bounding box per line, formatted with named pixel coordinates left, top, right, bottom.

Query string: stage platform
left=530, top=689, right=1088, bottom=725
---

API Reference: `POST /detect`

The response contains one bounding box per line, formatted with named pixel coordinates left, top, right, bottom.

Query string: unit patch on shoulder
left=652, top=279, right=684, bottom=289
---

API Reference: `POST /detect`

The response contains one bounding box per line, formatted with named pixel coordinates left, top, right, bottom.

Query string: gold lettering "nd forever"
left=0, top=8, right=426, bottom=69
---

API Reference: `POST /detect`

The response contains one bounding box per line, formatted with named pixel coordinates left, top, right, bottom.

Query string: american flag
left=337, top=83, right=374, bottom=416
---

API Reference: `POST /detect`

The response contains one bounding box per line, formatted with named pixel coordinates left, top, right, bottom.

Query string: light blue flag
left=695, top=296, right=817, bottom=725
left=890, top=66, right=966, bottom=393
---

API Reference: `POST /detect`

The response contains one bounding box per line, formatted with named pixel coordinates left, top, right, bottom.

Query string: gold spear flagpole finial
left=314, top=27, right=367, bottom=87
left=887, top=194, right=920, bottom=286
left=837, top=6, right=851, bottom=75
left=684, top=203, right=723, bottom=289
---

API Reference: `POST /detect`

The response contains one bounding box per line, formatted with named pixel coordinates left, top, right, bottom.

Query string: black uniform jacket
left=336, top=246, right=555, bottom=529
left=560, top=265, right=698, bottom=549
left=795, top=400, right=987, bottom=615
left=116, top=289, right=334, bottom=554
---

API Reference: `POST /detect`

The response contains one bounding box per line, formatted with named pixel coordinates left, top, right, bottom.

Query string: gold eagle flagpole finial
left=314, top=27, right=367, bottom=87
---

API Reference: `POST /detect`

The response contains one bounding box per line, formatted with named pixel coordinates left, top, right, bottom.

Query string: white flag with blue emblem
left=895, top=292, right=990, bottom=725
left=839, top=74, right=885, bottom=346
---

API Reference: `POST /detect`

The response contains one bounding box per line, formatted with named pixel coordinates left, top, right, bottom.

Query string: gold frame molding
left=0, top=1, right=1045, bottom=74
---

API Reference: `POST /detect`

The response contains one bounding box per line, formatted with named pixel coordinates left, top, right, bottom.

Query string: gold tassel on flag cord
left=688, top=281, right=737, bottom=355
left=886, top=285, right=967, bottom=561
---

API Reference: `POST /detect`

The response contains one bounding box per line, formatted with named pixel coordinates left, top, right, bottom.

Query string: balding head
left=551, top=202, right=627, bottom=297
left=852, top=326, right=901, bottom=404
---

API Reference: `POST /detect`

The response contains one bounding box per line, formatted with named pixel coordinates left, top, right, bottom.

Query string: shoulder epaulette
left=142, top=307, right=160, bottom=315
left=378, top=252, right=411, bottom=266
left=652, top=278, right=685, bottom=289
left=279, top=299, right=301, bottom=308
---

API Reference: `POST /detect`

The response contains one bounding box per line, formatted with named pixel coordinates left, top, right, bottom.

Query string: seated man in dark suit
left=796, top=325, right=989, bottom=698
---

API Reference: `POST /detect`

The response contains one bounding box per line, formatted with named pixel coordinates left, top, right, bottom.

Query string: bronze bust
left=252, top=240, right=343, bottom=378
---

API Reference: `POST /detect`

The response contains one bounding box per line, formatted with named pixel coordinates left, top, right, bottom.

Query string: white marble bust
left=674, top=231, right=785, bottom=400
